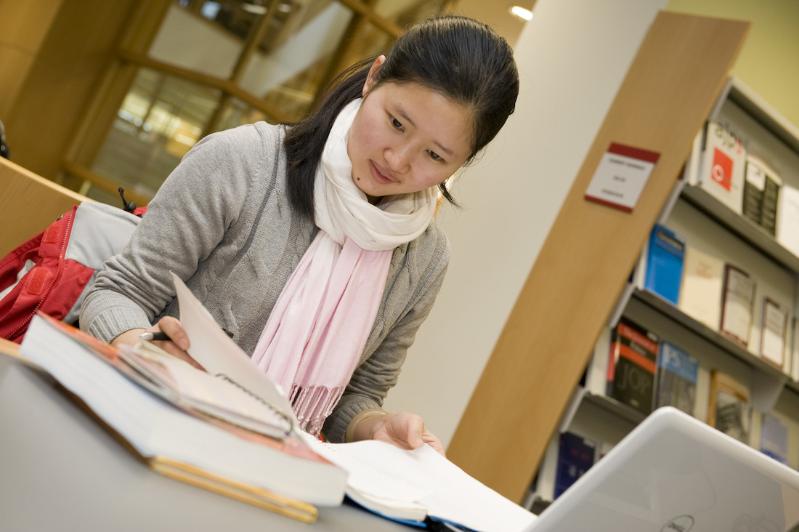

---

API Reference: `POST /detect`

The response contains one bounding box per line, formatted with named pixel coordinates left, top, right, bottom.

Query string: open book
left=304, top=436, right=537, bottom=531
left=118, top=341, right=293, bottom=440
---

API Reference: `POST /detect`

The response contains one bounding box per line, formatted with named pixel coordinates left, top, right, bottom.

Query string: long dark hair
left=284, top=15, right=519, bottom=220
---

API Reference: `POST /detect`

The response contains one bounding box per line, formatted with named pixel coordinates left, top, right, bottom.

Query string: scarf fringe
left=289, top=384, right=345, bottom=436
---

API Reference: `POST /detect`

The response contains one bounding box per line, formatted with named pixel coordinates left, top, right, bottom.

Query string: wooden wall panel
left=447, top=11, right=749, bottom=502
left=4, top=0, right=139, bottom=179
left=0, top=0, right=63, bottom=117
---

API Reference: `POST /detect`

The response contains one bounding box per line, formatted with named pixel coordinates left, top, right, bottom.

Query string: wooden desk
left=0, top=156, right=88, bottom=256
left=0, top=356, right=406, bottom=531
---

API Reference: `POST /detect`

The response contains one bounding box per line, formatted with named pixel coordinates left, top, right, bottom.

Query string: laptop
left=528, top=407, right=799, bottom=531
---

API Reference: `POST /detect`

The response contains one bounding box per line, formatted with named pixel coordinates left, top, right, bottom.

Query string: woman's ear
left=363, top=55, right=387, bottom=97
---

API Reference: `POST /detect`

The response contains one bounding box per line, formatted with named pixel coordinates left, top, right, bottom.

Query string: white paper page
left=124, top=345, right=291, bottom=432
left=412, top=445, right=536, bottom=532
left=303, top=436, right=536, bottom=532
left=304, top=437, right=432, bottom=503
left=170, top=272, right=298, bottom=425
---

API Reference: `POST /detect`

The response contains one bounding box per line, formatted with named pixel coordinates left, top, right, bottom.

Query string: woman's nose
left=385, top=144, right=412, bottom=173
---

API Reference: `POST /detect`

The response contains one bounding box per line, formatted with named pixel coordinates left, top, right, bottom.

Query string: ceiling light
left=509, top=5, right=534, bottom=21
left=242, top=3, right=268, bottom=15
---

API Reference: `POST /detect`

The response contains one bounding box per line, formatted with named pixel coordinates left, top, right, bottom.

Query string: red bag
left=0, top=202, right=140, bottom=343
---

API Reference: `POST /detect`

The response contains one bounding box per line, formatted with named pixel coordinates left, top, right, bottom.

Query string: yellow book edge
left=150, top=456, right=318, bottom=524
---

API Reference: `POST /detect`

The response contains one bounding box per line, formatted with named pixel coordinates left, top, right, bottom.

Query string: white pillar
left=384, top=0, right=667, bottom=446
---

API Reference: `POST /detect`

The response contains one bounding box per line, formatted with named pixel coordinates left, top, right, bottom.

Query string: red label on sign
left=711, top=147, right=733, bottom=191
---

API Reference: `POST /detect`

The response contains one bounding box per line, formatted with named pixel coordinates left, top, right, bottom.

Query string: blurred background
left=1, top=1, right=797, bottom=210
left=0, top=0, right=535, bottom=206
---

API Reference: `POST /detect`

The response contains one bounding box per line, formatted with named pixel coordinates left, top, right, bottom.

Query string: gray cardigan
left=79, top=122, right=449, bottom=443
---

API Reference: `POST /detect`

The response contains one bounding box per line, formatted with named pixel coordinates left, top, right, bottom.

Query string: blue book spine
left=645, top=224, right=685, bottom=305
left=760, top=413, right=788, bottom=464
left=655, top=341, right=699, bottom=415
left=554, top=432, right=596, bottom=498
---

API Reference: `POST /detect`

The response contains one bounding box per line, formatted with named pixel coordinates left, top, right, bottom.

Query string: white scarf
left=251, top=99, right=437, bottom=435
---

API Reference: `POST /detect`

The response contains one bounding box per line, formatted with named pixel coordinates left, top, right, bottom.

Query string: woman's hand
left=110, top=316, right=203, bottom=370
left=353, top=410, right=445, bottom=455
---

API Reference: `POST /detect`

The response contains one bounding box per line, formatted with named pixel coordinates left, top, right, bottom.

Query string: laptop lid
left=528, top=407, right=799, bottom=531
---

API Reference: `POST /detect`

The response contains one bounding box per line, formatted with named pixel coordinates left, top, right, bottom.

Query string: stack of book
left=17, top=273, right=537, bottom=531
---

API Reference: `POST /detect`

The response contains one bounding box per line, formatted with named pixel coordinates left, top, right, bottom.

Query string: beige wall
left=667, top=0, right=799, bottom=126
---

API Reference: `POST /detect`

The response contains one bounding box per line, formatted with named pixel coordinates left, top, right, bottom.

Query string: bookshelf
left=526, top=76, right=799, bottom=508
left=582, top=391, right=646, bottom=426
left=631, top=288, right=794, bottom=392
left=681, top=184, right=799, bottom=273
left=447, top=12, right=748, bottom=503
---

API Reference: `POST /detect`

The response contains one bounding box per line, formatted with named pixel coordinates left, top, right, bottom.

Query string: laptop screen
left=529, top=407, right=799, bottom=531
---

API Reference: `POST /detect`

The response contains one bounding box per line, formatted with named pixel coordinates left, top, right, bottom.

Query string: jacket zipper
left=9, top=207, right=75, bottom=340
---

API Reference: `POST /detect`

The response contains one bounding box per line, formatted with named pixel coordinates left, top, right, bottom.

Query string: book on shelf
left=529, top=431, right=598, bottom=504
left=742, top=157, right=764, bottom=227
left=678, top=245, right=725, bottom=330
left=707, top=370, right=752, bottom=444
left=644, top=224, right=685, bottom=305
left=606, top=318, right=659, bottom=415
left=554, top=432, right=597, bottom=498
left=760, top=297, right=788, bottom=370
left=719, top=264, right=755, bottom=348
left=654, top=341, right=699, bottom=416
left=760, top=412, right=789, bottom=465
left=743, top=154, right=782, bottom=236
left=698, top=121, right=746, bottom=214
left=776, top=184, right=799, bottom=257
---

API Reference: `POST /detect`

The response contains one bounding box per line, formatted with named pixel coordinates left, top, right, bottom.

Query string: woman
left=80, top=15, right=519, bottom=453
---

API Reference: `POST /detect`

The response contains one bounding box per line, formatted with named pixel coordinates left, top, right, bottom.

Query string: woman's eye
left=428, top=150, right=443, bottom=162
left=391, top=117, right=403, bottom=130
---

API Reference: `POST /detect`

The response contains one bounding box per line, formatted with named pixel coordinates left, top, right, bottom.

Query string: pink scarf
left=251, top=100, right=437, bottom=435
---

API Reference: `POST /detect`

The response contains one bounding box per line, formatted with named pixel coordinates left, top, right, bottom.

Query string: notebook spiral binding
left=216, top=373, right=295, bottom=439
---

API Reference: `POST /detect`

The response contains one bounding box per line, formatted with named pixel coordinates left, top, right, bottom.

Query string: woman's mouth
left=370, top=161, right=395, bottom=184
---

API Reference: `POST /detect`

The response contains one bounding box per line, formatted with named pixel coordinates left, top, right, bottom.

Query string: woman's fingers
left=422, top=430, right=446, bottom=455
left=403, top=415, right=425, bottom=449
left=153, top=339, right=205, bottom=371
left=157, top=316, right=190, bottom=351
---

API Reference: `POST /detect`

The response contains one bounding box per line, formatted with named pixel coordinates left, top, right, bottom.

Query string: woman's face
left=347, top=58, right=474, bottom=199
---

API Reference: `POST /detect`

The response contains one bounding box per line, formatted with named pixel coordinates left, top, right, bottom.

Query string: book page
left=170, top=272, right=298, bottom=426
left=120, top=343, right=292, bottom=437
left=303, top=436, right=536, bottom=531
